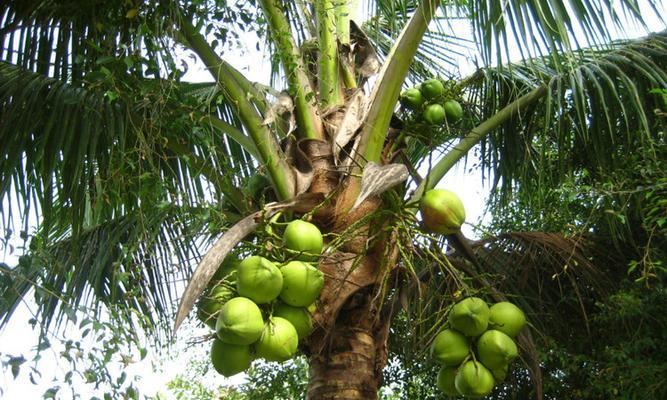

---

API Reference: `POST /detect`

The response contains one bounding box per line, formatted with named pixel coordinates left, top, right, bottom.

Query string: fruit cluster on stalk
left=400, top=78, right=465, bottom=126
left=431, top=297, right=527, bottom=398
left=196, top=220, right=325, bottom=377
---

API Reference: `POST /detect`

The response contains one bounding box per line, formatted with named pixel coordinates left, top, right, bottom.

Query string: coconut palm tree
left=1, top=0, right=666, bottom=398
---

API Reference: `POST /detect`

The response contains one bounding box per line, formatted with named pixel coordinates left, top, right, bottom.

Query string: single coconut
left=197, top=283, right=236, bottom=329
left=210, top=255, right=240, bottom=285
left=431, top=329, right=470, bottom=367
left=279, top=261, right=324, bottom=307
left=210, top=339, right=253, bottom=377
left=491, top=365, right=508, bottom=382
left=255, top=317, right=299, bottom=362
left=454, top=360, right=495, bottom=398
left=400, top=88, right=424, bottom=109
left=236, top=255, right=283, bottom=304
left=420, top=189, right=465, bottom=235
left=443, top=100, right=464, bottom=122
left=273, top=303, right=313, bottom=339
left=423, top=104, right=446, bottom=125
left=282, top=220, right=324, bottom=261
left=421, top=79, right=445, bottom=100
left=215, top=297, right=265, bottom=345
left=448, top=297, right=490, bottom=337
left=477, top=330, right=518, bottom=370
left=436, top=366, right=459, bottom=396
left=489, top=302, right=527, bottom=337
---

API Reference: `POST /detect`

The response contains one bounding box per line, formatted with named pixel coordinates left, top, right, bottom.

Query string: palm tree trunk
left=307, top=282, right=391, bottom=399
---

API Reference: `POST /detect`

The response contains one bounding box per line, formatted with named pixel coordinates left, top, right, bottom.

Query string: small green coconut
left=436, top=366, right=459, bottom=396
left=273, top=303, right=313, bottom=339
left=491, top=364, right=509, bottom=382
left=236, top=256, right=283, bottom=304
left=443, top=100, right=464, bottom=122
left=282, top=220, right=324, bottom=261
left=400, top=88, right=424, bottom=110
left=421, top=79, right=445, bottom=100
left=489, top=302, right=527, bottom=337
left=476, top=330, right=518, bottom=370
left=215, top=297, right=265, bottom=345
left=448, top=297, right=490, bottom=337
left=279, top=261, right=324, bottom=307
left=454, top=360, right=495, bottom=398
left=420, top=189, right=465, bottom=235
left=255, top=317, right=299, bottom=362
left=210, top=339, right=253, bottom=377
left=431, top=329, right=470, bottom=367
left=423, top=104, right=446, bottom=125
left=197, top=283, right=236, bottom=329
left=210, top=255, right=240, bottom=285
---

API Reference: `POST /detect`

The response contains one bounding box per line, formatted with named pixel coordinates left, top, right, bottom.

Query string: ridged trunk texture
left=306, top=287, right=390, bottom=400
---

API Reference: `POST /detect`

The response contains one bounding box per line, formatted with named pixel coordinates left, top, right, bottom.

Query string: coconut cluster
left=196, top=220, right=325, bottom=377
left=400, top=79, right=464, bottom=126
left=431, top=297, right=527, bottom=398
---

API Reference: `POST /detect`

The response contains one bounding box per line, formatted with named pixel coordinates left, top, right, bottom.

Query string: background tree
left=1, top=0, right=665, bottom=398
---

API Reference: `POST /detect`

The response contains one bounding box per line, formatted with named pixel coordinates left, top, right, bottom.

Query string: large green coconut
left=476, top=330, right=518, bottom=370
left=431, top=329, right=470, bottom=367
left=454, top=360, right=495, bottom=398
left=273, top=303, right=313, bottom=339
left=197, top=283, right=236, bottom=329
left=437, top=366, right=459, bottom=396
left=421, top=79, right=445, bottom=100
left=489, top=302, right=527, bottom=337
left=210, top=339, right=253, bottom=377
left=448, top=297, right=490, bottom=337
left=279, top=261, right=324, bottom=307
left=215, top=297, right=265, bottom=345
left=423, top=103, right=446, bottom=125
left=420, top=189, right=465, bottom=235
left=255, top=317, right=299, bottom=362
left=282, top=220, right=324, bottom=261
left=443, top=100, right=464, bottom=122
left=236, top=256, right=283, bottom=304
left=400, top=87, right=424, bottom=110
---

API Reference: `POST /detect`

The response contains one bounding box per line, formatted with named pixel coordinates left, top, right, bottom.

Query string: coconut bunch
left=431, top=297, right=527, bottom=398
left=196, top=220, right=325, bottom=377
left=399, top=78, right=464, bottom=126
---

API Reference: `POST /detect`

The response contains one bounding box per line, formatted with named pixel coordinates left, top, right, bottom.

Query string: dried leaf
left=333, top=90, right=367, bottom=163
left=351, top=162, right=409, bottom=210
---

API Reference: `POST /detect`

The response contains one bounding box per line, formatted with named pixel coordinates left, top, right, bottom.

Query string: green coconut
left=400, top=88, right=424, bottom=110
left=236, top=256, right=283, bottom=304
left=443, top=100, right=464, bottom=122
left=489, top=302, right=527, bottom=338
left=448, top=297, right=490, bottom=337
left=210, top=255, right=240, bottom=285
left=421, top=79, right=445, bottom=100
left=279, top=261, right=324, bottom=307
left=491, top=365, right=508, bottom=382
left=476, top=330, right=518, bottom=370
left=423, top=104, right=446, bottom=125
left=454, top=360, right=495, bottom=398
left=420, top=189, right=466, bottom=235
left=282, top=220, right=324, bottom=261
left=215, top=297, right=265, bottom=345
left=431, top=329, right=470, bottom=367
left=255, top=317, right=299, bottom=362
left=197, top=283, right=236, bottom=329
left=273, top=303, right=313, bottom=339
left=436, top=366, right=459, bottom=396
left=210, top=339, right=253, bottom=377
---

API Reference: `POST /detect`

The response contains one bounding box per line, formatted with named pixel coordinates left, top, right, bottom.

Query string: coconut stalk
left=259, top=0, right=324, bottom=140
left=177, top=16, right=295, bottom=200
left=317, top=0, right=343, bottom=107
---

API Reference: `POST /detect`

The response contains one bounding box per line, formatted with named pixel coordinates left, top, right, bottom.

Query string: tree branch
left=259, top=0, right=324, bottom=140
left=317, top=0, right=342, bottom=107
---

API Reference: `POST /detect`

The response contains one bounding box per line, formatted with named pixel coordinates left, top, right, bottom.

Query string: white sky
left=1, top=1, right=665, bottom=398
